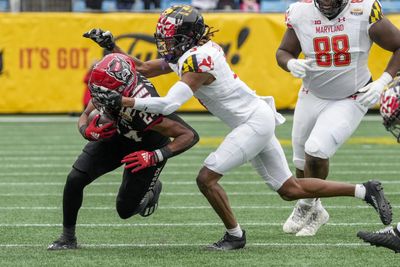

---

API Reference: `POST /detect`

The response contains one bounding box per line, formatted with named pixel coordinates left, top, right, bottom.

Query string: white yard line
left=0, top=114, right=383, bottom=123
left=0, top=205, right=399, bottom=210
left=0, top=242, right=368, bottom=248
left=0, top=192, right=400, bottom=197
left=0, top=157, right=399, bottom=163
left=0, top=222, right=383, bottom=227
left=1, top=180, right=400, bottom=186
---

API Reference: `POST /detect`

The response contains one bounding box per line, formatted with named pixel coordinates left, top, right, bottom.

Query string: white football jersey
left=286, top=0, right=384, bottom=99
left=169, top=41, right=261, bottom=128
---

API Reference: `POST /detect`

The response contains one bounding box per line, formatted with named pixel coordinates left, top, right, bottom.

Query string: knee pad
left=116, top=198, right=142, bottom=219
left=331, top=122, right=351, bottom=145
left=65, top=168, right=91, bottom=191
left=116, top=200, right=133, bottom=219
left=304, top=139, right=329, bottom=159
left=203, top=153, right=226, bottom=175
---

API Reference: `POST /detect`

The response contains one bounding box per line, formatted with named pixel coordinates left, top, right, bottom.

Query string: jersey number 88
left=313, top=35, right=351, bottom=67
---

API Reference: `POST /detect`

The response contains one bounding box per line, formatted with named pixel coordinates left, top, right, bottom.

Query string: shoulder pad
left=369, top=0, right=383, bottom=24
left=181, top=52, right=214, bottom=74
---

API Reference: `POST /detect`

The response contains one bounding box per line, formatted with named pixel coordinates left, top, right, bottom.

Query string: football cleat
left=296, top=201, right=329, bottom=236
left=47, top=235, right=78, bottom=250
left=363, top=180, right=392, bottom=225
left=283, top=200, right=314, bottom=234
left=207, top=230, right=246, bottom=250
left=357, top=226, right=400, bottom=253
left=139, top=179, right=162, bottom=217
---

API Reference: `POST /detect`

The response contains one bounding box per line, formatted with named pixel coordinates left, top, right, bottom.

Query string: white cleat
left=283, top=201, right=315, bottom=234
left=296, top=201, right=329, bottom=237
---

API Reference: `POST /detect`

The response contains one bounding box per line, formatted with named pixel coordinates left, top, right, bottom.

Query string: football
left=87, top=109, right=116, bottom=128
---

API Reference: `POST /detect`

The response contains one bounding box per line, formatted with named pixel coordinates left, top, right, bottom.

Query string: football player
left=47, top=53, right=199, bottom=250
left=276, top=0, right=400, bottom=236
left=357, top=78, right=400, bottom=253
left=84, top=5, right=392, bottom=250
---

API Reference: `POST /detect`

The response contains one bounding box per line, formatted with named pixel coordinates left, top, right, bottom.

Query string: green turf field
left=0, top=114, right=399, bottom=266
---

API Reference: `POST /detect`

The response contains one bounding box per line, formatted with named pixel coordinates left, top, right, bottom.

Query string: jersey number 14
left=313, top=35, right=351, bottom=67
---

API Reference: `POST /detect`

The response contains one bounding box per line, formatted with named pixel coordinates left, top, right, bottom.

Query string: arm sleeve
left=134, top=81, right=193, bottom=115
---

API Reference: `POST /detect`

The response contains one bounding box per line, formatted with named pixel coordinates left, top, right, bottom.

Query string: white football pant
left=204, top=99, right=292, bottom=191
left=292, top=87, right=368, bottom=170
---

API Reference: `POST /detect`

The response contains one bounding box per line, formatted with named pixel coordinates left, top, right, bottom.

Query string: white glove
left=357, top=72, right=393, bottom=108
left=287, top=59, right=313, bottom=78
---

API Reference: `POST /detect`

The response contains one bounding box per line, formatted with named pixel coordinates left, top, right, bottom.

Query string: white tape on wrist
left=154, top=149, right=164, bottom=162
left=379, top=72, right=393, bottom=85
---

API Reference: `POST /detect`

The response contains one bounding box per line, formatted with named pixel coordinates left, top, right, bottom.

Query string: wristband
left=154, top=146, right=173, bottom=162
left=379, top=72, right=393, bottom=85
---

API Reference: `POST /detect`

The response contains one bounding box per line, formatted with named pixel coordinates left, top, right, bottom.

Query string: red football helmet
left=89, top=53, right=137, bottom=98
left=380, top=78, right=400, bottom=142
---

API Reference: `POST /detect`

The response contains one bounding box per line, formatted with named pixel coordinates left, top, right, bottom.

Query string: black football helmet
left=154, top=5, right=206, bottom=63
left=380, top=78, right=400, bottom=142
left=314, top=0, right=348, bottom=19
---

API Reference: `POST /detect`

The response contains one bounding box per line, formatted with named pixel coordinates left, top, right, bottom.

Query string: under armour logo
left=338, top=17, right=346, bottom=22
left=90, top=132, right=100, bottom=140
left=141, top=152, right=149, bottom=162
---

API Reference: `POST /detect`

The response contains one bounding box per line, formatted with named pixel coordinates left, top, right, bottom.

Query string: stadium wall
left=0, top=12, right=397, bottom=113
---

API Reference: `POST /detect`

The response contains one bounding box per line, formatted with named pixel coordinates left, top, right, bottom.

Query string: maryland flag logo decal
left=369, top=0, right=383, bottom=24
left=182, top=54, right=214, bottom=74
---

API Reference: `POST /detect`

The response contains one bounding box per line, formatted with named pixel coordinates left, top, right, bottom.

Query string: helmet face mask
left=91, top=95, right=117, bottom=118
left=314, top=0, right=348, bottom=19
left=154, top=5, right=206, bottom=63
left=380, top=80, right=400, bottom=143
left=154, top=34, right=191, bottom=63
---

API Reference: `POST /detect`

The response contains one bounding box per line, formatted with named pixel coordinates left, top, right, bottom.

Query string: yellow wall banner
left=0, top=13, right=397, bottom=113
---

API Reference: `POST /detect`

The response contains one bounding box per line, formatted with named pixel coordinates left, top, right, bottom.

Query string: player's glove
left=121, top=150, right=159, bottom=173
left=287, top=58, right=313, bottom=79
left=79, top=114, right=117, bottom=141
left=83, top=28, right=115, bottom=50
left=91, top=86, right=123, bottom=111
left=357, top=72, right=393, bottom=108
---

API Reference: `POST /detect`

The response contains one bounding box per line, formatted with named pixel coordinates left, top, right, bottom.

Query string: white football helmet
left=380, top=78, right=400, bottom=142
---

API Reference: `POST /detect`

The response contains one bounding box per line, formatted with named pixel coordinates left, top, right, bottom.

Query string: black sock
left=62, top=226, right=76, bottom=240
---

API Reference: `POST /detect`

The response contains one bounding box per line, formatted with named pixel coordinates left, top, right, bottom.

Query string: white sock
left=226, top=224, right=243, bottom=238
left=396, top=223, right=400, bottom=233
left=299, top=198, right=316, bottom=207
left=354, top=184, right=366, bottom=199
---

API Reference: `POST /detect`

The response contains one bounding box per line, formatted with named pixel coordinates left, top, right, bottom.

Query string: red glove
left=80, top=114, right=117, bottom=141
left=121, top=150, right=158, bottom=173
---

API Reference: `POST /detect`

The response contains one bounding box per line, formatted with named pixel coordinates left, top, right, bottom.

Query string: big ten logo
left=19, top=47, right=89, bottom=69
left=113, top=27, right=250, bottom=65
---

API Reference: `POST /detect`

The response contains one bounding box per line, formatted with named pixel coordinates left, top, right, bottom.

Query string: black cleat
left=140, top=179, right=162, bottom=217
left=357, top=226, right=400, bottom=253
left=47, top=236, right=78, bottom=250
left=363, top=180, right=392, bottom=225
left=207, top=230, right=246, bottom=250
